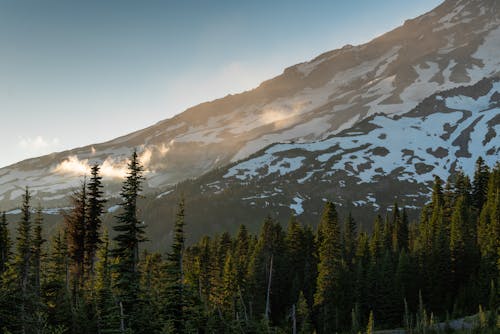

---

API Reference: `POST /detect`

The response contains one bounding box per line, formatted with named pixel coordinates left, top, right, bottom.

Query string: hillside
left=140, top=77, right=499, bottom=248
left=0, top=0, right=499, bottom=211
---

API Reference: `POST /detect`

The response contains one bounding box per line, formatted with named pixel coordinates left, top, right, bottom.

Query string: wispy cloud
left=52, top=147, right=161, bottom=179
left=53, top=155, right=129, bottom=179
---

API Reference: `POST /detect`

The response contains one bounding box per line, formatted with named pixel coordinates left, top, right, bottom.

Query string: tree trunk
left=265, top=254, right=273, bottom=320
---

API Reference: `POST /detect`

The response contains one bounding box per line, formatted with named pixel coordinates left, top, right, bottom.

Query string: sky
left=0, top=0, right=443, bottom=168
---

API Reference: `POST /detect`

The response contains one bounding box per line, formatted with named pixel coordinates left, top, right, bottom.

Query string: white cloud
left=53, top=148, right=156, bottom=179
left=53, top=155, right=129, bottom=179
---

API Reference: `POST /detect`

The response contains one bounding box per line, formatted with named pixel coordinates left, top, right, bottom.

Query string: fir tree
left=95, top=230, right=121, bottom=334
left=15, top=187, right=32, bottom=294
left=32, top=205, right=45, bottom=296
left=14, top=187, right=34, bottom=334
left=112, top=150, right=146, bottom=330
left=247, top=216, right=287, bottom=323
left=342, top=212, right=357, bottom=268
left=163, top=197, right=188, bottom=333
left=450, top=193, right=479, bottom=313
left=221, top=251, right=238, bottom=318
left=301, top=225, right=318, bottom=313
left=233, top=225, right=250, bottom=293
left=0, top=211, right=10, bottom=274
left=314, top=202, right=343, bottom=333
left=65, top=180, right=88, bottom=293
left=286, top=215, right=306, bottom=306
left=369, top=215, right=384, bottom=260
left=85, top=163, right=106, bottom=279
left=42, top=230, right=72, bottom=331
left=472, top=156, right=490, bottom=212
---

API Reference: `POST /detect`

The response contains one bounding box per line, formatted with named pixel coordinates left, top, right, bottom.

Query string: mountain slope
left=140, top=76, right=499, bottom=248
left=0, top=0, right=499, bottom=210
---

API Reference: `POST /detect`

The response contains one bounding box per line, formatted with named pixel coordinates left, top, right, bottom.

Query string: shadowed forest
left=0, top=153, right=498, bottom=333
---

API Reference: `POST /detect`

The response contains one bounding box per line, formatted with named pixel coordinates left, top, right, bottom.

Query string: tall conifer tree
left=65, top=180, right=88, bottom=293
left=86, top=163, right=106, bottom=279
left=314, top=202, right=343, bottom=333
left=14, top=187, right=33, bottom=334
left=0, top=211, right=10, bottom=274
left=32, top=205, right=45, bottom=296
left=163, top=197, right=188, bottom=333
left=112, top=150, right=146, bottom=331
left=472, top=157, right=489, bottom=212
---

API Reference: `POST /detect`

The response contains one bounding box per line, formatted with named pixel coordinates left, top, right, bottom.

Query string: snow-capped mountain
left=222, top=78, right=499, bottom=188
left=141, top=77, right=499, bottom=246
left=0, top=0, right=499, bottom=214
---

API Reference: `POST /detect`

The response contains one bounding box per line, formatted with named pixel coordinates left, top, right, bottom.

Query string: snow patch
left=290, top=196, right=304, bottom=215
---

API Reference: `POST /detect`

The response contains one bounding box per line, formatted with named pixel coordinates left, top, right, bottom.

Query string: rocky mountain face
left=0, top=0, right=499, bottom=247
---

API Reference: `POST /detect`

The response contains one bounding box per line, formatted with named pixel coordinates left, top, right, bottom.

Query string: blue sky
left=0, top=0, right=442, bottom=168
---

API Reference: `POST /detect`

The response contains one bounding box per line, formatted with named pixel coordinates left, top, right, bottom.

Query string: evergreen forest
left=0, top=152, right=499, bottom=334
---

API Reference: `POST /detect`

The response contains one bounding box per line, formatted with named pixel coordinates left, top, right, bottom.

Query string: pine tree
left=399, top=208, right=409, bottom=252
left=139, top=251, right=166, bottom=333
left=0, top=211, right=10, bottom=274
left=472, top=157, right=490, bottom=212
left=196, top=236, right=213, bottom=310
left=342, top=212, right=357, bottom=268
left=355, top=232, right=370, bottom=319
left=296, top=291, right=313, bottom=334
left=314, top=202, right=343, bottom=333
left=32, top=205, right=45, bottom=296
left=112, top=150, right=146, bottom=330
left=42, top=230, right=72, bottom=331
left=65, top=180, right=88, bottom=294
left=376, top=251, right=400, bottom=326
left=395, top=249, right=417, bottom=310
left=95, top=230, right=121, bottom=334
left=301, top=225, right=318, bottom=313
left=163, top=197, right=188, bottom=333
left=477, top=164, right=500, bottom=310
left=221, top=251, right=238, bottom=318
left=431, top=175, right=444, bottom=209
left=233, top=224, right=250, bottom=293
left=454, top=171, right=472, bottom=207
left=449, top=192, right=478, bottom=310
left=429, top=206, right=451, bottom=314
left=286, top=215, right=306, bottom=306
left=86, top=163, right=106, bottom=279
left=341, top=212, right=357, bottom=325
left=14, top=187, right=34, bottom=334
left=15, top=187, right=32, bottom=295
left=369, top=215, right=384, bottom=260
left=247, top=216, right=287, bottom=323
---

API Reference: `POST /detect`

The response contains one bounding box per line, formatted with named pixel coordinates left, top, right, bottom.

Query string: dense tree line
left=0, top=155, right=499, bottom=333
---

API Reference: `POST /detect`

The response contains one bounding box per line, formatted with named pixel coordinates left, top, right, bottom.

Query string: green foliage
left=0, top=158, right=499, bottom=333
left=112, top=150, right=146, bottom=330
left=85, top=163, right=106, bottom=279
left=314, top=201, right=344, bottom=333
left=64, top=181, right=88, bottom=293
left=0, top=211, right=10, bottom=275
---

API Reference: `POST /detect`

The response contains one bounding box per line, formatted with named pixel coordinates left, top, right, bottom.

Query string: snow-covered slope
left=223, top=79, right=500, bottom=187
left=0, top=0, right=499, bottom=210
left=139, top=77, right=499, bottom=246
